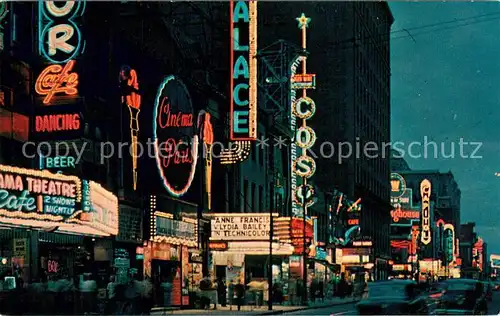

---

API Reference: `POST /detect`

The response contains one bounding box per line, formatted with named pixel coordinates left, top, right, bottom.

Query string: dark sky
left=390, top=2, right=500, bottom=255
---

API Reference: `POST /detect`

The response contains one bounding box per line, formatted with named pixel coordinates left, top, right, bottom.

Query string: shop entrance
left=151, top=259, right=181, bottom=307
left=215, top=265, right=226, bottom=280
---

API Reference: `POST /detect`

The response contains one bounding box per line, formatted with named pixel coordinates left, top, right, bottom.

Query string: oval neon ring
left=152, top=75, right=198, bottom=197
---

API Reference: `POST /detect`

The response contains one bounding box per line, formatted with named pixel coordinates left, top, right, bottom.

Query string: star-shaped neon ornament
left=296, top=13, right=311, bottom=29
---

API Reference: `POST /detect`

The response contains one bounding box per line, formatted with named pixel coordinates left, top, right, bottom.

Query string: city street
left=488, top=292, right=500, bottom=315
left=284, top=301, right=357, bottom=315
left=284, top=292, right=500, bottom=315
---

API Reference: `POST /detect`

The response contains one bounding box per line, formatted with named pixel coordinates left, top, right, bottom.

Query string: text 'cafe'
left=0, top=164, right=118, bottom=283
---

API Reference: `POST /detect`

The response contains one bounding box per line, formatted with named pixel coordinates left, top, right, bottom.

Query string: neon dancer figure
left=119, top=65, right=141, bottom=191
left=197, top=111, right=214, bottom=210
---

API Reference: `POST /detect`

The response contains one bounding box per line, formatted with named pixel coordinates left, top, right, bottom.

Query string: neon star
left=296, top=13, right=311, bottom=29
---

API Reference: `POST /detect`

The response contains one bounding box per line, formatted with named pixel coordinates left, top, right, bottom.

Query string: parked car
left=435, top=279, right=488, bottom=315
left=356, top=280, right=428, bottom=315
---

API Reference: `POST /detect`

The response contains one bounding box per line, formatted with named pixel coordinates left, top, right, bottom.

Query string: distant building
left=391, top=153, right=462, bottom=263
left=460, top=222, right=476, bottom=268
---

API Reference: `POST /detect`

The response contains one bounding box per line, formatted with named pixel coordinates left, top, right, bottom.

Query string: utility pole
left=268, top=147, right=275, bottom=310
left=302, top=177, right=308, bottom=305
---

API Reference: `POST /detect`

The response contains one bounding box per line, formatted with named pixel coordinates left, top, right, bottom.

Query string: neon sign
left=230, top=0, right=257, bottom=141
left=38, top=1, right=85, bottom=64
left=220, top=0, right=257, bottom=164
left=153, top=75, right=198, bottom=197
left=35, top=113, right=81, bottom=132
left=35, top=61, right=79, bottom=104
left=0, top=165, right=80, bottom=221
left=47, top=260, right=59, bottom=273
left=290, top=14, right=316, bottom=217
left=390, top=209, right=419, bottom=223
left=443, top=224, right=455, bottom=264
left=0, top=165, right=117, bottom=237
left=420, top=179, right=431, bottom=245
left=291, top=73, right=316, bottom=90
left=40, top=155, right=76, bottom=170
left=119, top=66, right=141, bottom=191
left=198, top=111, right=214, bottom=210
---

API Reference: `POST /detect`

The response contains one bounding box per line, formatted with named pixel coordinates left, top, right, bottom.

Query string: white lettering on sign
left=420, top=179, right=431, bottom=245
left=210, top=215, right=271, bottom=241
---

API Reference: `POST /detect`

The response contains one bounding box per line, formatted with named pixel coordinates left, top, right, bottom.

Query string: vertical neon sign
left=37, top=1, right=85, bottom=103
left=119, top=66, right=141, bottom=191
left=221, top=0, right=257, bottom=164
left=230, top=0, right=257, bottom=141
left=420, top=179, right=431, bottom=245
left=290, top=14, right=316, bottom=217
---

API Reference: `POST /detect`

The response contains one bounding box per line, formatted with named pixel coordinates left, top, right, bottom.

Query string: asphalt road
left=488, top=291, right=500, bottom=315
left=284, top=291, right=500, bottom=315
left=283, top=301, right=358, bottom=315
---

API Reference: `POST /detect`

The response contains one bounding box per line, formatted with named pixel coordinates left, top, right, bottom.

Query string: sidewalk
left=150, top=297, right=360, bottom=315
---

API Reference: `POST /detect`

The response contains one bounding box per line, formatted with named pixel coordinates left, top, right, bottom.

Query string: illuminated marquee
left=119, top=66, right=141, bottom=191
left=290, top=14, right=316, bottom=217
left=420, top=179, right=431, bottom=245
left=149, top=196, right=197, bottom=247
left=152, top=75, right=198, bottom=197
left=0, top=165, right=117, bottom=237
left=230, top=0, right=257, bottom=141
left=209, top=213, right=272, bottom=241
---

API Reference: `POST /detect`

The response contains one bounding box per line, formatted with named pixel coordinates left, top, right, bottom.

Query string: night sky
left=390, top=2, right=500, bottom=255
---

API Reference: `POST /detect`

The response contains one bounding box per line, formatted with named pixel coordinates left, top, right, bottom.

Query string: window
left=244, top=179, right=249, bottom=212
left=259, top=185, right=264, bottom=212
left=251, top=183, right=256, bottom=212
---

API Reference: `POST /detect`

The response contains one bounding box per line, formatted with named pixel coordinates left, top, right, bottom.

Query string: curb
left=258, top=299, right=360, bottom=315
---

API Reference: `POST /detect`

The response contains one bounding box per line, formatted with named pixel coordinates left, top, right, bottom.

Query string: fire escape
left=257, top=40, right=302, bottom=216
left=159, top=2, right=228, bottom=99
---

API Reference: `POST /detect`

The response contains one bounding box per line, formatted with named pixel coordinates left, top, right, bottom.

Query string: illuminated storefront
left=208, top=213, right=294, bottom=286
left=0, top=164, right=118, bottom=281
left=144, top=195, right=198, bottom=307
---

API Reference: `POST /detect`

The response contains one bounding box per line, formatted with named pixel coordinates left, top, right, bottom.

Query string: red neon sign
left=35, top=113, right=80, bottom=132
left=348, top=219, right=359, bottom=225
left=48, top=259, right=59, bottom=273
left=35, top=60, right=79, bottom=104
left=390, top=209, right=419, bottom=222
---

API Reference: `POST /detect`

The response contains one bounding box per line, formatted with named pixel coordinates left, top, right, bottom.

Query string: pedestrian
left=235, top=281, right=245, bottom=311
left=217, top=277, right=226, bottom=307
left=79, top=273, right=97, bottom=314
left=106, top=275, right=117, bottom=314
left=142, top=276, right=153, bottom=314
